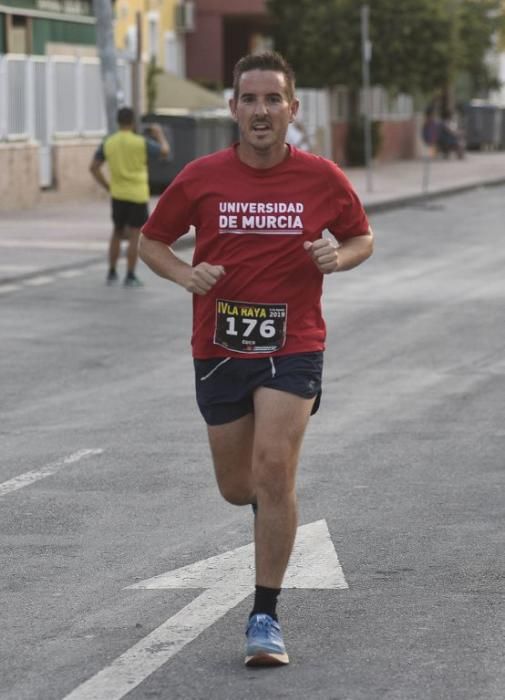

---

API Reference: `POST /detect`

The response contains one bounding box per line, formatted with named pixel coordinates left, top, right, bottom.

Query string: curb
left=364, top=176, right=505, bottom=214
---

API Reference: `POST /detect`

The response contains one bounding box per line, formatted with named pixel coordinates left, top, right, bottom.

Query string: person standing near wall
left=89, top=107, right=169, bottom=287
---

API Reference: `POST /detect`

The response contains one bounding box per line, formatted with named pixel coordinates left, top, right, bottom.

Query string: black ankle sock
left=126, top=270, right=135, bottom=279
left=250, top=585, right=281, bottom=621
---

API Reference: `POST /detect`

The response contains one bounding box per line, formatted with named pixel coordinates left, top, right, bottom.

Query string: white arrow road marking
left=63, top=520, right=347, bottom=700
left=0, top=449, right=103, bottom=497
left=130, top=518, right=348, bottom=591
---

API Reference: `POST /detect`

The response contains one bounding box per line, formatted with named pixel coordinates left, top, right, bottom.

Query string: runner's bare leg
left=207, top=388, right=314, bottom=587
left=252, top=387, right=314, bottom=588
left=109, top=229, right=122, bottom=270
left=127, top=227, right=141, bottom=273
left=207, top=412, right=255, bottom=505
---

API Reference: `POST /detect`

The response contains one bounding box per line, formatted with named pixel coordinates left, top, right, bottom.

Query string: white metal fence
left=295, top=88, right=332, bottom=158
left=223, top=86, right=335, bottom=158
left=224, top=84, right=413, bottom=159
left=0, top=54, right=131, bottom=186
left=1, top=55, right=415, bottom=188
left=329, top=85, right=414, bottom=123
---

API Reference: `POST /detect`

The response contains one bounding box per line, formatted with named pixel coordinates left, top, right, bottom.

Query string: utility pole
left=360, top=4, right=373, bottom=192
left=92, top=0, right=120, bottom=134
left=132, top=11, right=143, bottom=129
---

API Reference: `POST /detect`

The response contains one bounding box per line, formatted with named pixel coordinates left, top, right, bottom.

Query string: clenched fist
left=303, top=239, right=339, bottom=274
left=186, top=262, right=225, bottom=295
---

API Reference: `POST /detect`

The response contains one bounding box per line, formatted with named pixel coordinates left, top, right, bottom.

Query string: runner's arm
left=138, top=234, right=225, bottom=295
left=89, top=157, right=109, bottom=192
left=304, top=226, right=373, bottom=274
left=334, top=226, right=374, bottom=271
left=147, top=124, right=170, bottom=158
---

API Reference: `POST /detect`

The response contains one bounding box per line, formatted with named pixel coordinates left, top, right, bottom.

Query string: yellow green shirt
left=98, top=130, right=158, bottom=204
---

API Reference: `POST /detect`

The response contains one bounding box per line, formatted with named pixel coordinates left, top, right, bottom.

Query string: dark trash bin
left=142, top=109, right=238, bottom=192
left=463, top=101, right=502, bottom=151
left=500, top=108, right=505, bottom=150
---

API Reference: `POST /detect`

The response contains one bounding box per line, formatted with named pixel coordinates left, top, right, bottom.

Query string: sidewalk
left=349, top=150, right=505, bottom=212
left=1, top=150, right=504, bottom=287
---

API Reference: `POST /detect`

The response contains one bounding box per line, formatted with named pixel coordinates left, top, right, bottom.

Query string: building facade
left=185, top=0, right=272, bottom=89
left=114, top=0, right=191, bottom=79
left=0, top=0, right=95, bottom=55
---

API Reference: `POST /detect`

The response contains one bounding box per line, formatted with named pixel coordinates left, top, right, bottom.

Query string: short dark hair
left=232, top=51, right=296, bottom=102
left=117, top=107, right=135, bottom=126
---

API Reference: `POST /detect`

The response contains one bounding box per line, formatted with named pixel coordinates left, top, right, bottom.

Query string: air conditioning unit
left=174, top=1, right=195, bottom=33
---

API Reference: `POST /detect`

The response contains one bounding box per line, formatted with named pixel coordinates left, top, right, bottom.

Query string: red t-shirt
left=142, top=145, right=369, bottom=359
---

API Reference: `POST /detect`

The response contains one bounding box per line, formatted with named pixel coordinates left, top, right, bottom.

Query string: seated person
left=437, top=111, right=465, bottom=159
left=421, top=107, right=465, bottom=159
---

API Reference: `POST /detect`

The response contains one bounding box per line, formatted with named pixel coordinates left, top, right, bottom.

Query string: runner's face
left=230, top=70, right=298, bottom=155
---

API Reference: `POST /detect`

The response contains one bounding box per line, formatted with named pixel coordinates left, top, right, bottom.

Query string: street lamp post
left=361, top=4, right=373, bottom=192
left=132, top=11, right=143, bottom=129
left=92, top=0, right=120, bottom=134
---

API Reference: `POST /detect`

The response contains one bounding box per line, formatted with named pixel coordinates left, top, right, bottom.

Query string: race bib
left=214, top=299, right=287, bottom=353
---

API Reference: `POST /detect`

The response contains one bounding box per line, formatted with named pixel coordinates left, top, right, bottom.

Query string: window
left=9, top=15, right=30, bottom=54
left=147, top=12, right=159, bottom=62
left=164, top=30, right=185, bottom=78
left=124, top=25, right=137, bottom=61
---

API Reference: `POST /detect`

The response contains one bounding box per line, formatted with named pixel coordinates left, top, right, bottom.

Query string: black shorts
left=194, top=352, right=323, bottom=426
left=111, top=198, right=149, bottom=232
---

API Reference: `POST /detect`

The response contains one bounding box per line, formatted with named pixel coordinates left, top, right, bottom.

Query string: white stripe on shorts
left=200, top=357, right=231, bottom=381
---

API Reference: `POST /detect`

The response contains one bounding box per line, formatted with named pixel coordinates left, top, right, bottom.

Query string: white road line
left=0, top=449, right=103, bottom=497
left=0, top=240, right=106, bottom=251
left=0, top=284, right=22, bottom=295
left=0, top=264, right=38, bottom=273
left=23, top=275, right=55, bottom=286
left=62, top=587, right=248, bottom=700
left=0, top=264, right=102, bottom=295
left=57, top=270, right=85, bottom=279
left=64, top=520, right=346, bottom=700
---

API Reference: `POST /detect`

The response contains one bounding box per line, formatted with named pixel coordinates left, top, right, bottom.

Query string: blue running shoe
left=245, top=613, right=289, bottom=666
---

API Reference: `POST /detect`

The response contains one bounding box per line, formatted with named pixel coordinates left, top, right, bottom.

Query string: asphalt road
left=1, top=185, right=504, bottom=700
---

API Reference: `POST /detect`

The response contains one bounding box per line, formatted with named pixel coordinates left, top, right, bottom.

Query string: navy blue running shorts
left=193, top=351, right=323, bottom=426
left=111, top=198, right=149, bottom=232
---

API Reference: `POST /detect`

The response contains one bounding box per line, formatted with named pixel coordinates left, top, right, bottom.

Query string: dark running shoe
left=124, top=273, right=143, bottom=288
left=106, top=270, right=118, bottom=285
left=245, top=613, right=289, bottom=666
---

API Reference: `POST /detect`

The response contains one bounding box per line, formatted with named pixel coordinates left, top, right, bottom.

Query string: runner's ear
left=289, top=98, right=300, bottom=122
left=229, top=98, right=238, bottom=121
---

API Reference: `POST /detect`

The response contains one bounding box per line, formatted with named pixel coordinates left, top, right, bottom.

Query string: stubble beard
left=241, top=125, right=285, bottom=155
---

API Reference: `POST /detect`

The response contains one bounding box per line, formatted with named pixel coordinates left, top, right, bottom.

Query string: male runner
left=89, top=106, right=169, bottom=287
left=139, top=51, right=373, bottom=666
